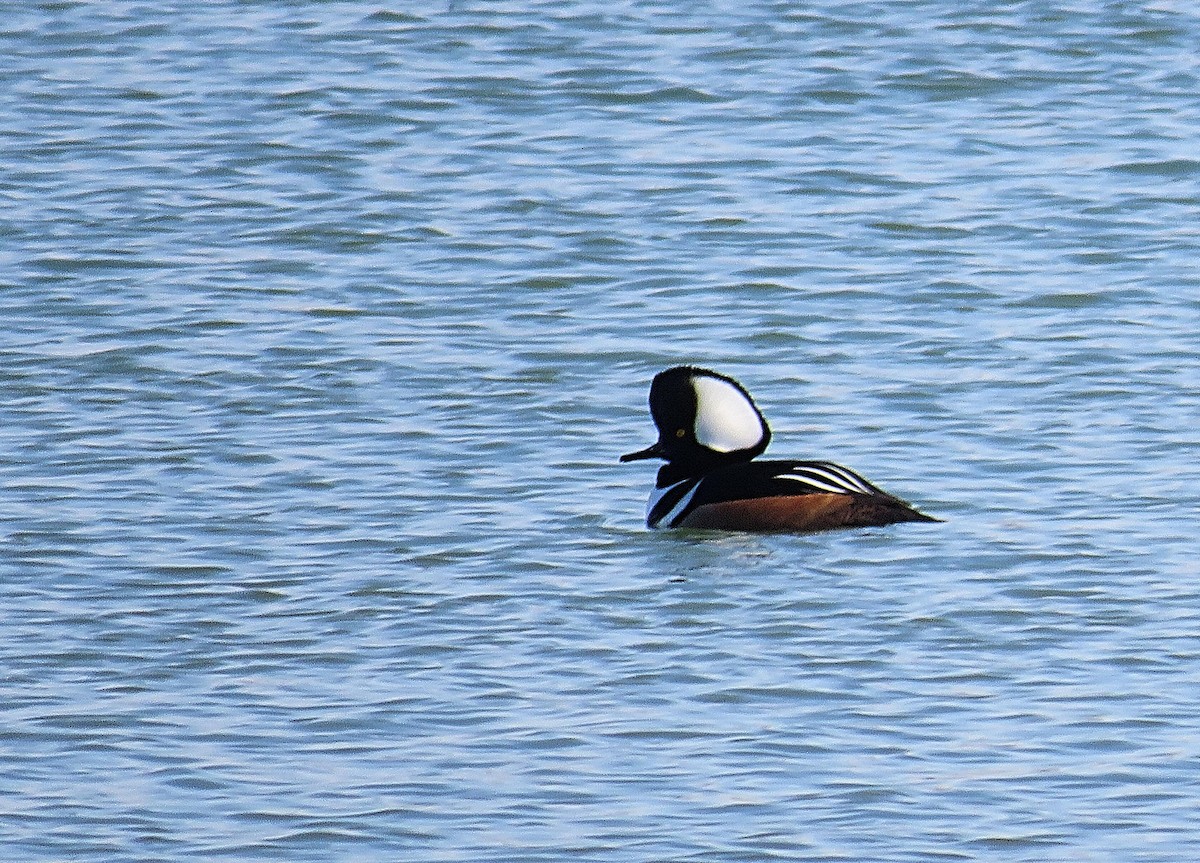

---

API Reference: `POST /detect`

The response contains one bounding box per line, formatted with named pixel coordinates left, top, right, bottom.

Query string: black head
left=620, top=365, right=771, bottom=476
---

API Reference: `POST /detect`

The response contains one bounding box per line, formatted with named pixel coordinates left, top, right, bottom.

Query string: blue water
left=4, top=2, right=1200, bottom=860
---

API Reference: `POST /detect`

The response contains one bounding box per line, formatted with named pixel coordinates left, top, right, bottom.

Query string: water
left=3, top=1, right=1200, bottom=860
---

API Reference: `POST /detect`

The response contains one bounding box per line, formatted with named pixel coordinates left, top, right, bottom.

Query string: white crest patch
left=691, top=375, right=764, bottom=453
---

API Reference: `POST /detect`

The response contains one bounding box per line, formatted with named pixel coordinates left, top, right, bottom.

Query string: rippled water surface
left=4, top=2, right=1200, bottom=860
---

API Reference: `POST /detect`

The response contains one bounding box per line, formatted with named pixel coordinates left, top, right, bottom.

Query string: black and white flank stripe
left=775, top=461, right=877, bottom=495
left=646, top=460, right=889, bottom=528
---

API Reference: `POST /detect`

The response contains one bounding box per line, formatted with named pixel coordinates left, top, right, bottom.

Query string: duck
left=620, top=365, right=939, bottom=532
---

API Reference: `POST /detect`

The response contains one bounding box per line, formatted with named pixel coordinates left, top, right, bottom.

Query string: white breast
left=646, top=479, right=701, bottom=528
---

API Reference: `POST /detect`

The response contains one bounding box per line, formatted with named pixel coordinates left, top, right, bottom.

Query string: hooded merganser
left=621, top=366, right=939, bottom=532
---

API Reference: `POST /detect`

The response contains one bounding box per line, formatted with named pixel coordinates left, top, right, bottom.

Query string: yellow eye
left=676, top=428, right=686, bottom=438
